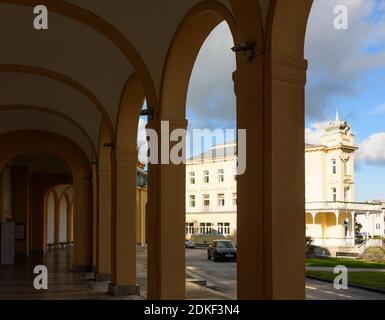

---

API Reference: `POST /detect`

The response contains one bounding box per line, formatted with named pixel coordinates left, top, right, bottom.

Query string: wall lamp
left=140, top=108, right=154, bottom=117
left=231, top=42, right=256, bottom=62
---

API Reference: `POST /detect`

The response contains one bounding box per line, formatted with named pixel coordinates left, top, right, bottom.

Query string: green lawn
left=306, top=257, right=385, bottom=269
left=306, top=270, right=385, bottom=291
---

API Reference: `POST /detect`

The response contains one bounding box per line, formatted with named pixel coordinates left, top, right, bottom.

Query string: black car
left=207, top=240, right=237, bottom=262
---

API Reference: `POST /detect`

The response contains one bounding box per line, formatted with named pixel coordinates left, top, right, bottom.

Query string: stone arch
left=107, top=74, right=146, bottom=295
left=315, top=212, right=337, bottom=239
left=95, top=120, right=114, bottom=279
left=115, top=74, right=145, bottom=153
left=0, top=64, right=115, bottom=140
left=306, top=212, right=314, bottom=225
left=159, top=1, right=238, bottom=118
left=0, top=130, right=93, bottom=270
left=0, top=0, right=158, bottom=109
left=229, top=0, right=264, bottom=58
left=146, top=1, right=242, bottom=300
left=45, top=188, right=58, bottom=246
left=0, top=130, right=90, bottom=176
left=266, top=0, right=314, bottom=60
left=0, top=104, right=97, bottom=156
left=58, top=191, right=69, bottom=243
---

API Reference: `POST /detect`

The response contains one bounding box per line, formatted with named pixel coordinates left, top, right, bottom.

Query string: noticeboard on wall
left=0, top=221, right=15, bottom=265
left=15, top=223, right=26, bottom=240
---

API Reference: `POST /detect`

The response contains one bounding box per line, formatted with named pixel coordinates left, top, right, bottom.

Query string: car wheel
left=213, top=255, right=218, bottom=262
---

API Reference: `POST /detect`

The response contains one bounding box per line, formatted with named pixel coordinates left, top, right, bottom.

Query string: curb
left=306, top=275, right=385, bottom=295
left=186, top=269, right=233, bottom=300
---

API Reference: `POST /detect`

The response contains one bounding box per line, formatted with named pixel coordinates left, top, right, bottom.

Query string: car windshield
left=216, top=241, right=234, bottom=249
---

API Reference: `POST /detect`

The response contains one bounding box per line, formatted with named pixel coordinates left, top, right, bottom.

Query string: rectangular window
left=232, top=193, right=237, bottom=206
left=189, top=195, right=196, bottom=208
left=218, top=222, right=231, bottom=235
left=200, top=223, right=212, bottom=235
left=332, top=188, right=337, bottom=202
left=332, top=159, right=337, bottom=175
left=217, top=193, right=225, bottom=207
left=218, top=169, right=225, bottom=183
left=185, top=222, right=194, bottom=235
left=203, top=194, right=210, bottom=208
left=189, top=172, right=195, bottom=185
left=203, top=170, right=210, bottom=184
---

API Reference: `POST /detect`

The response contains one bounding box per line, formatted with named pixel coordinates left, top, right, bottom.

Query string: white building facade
left=185, top=144, right=237, bottom=243
left=185, top=113, right=385, bottom=247
left=305, top=112, right=385, bottom=248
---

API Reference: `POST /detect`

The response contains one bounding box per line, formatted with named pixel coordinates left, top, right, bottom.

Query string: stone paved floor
left=4, top=248, right=383, bottom=300
left=0, top=248, right=227, bottom=300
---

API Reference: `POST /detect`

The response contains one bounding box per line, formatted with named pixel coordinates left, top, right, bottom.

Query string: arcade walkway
left=0, top=249, right=228, bottom=300
left=0, top=249, right=116, bottom=300
left=2, top=248, right=385, bottom=300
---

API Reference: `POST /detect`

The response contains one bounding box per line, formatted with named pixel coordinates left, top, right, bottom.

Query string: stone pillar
left=234, top=57, right=265, bottom=300
left=147, top=117, right=187, bottom=300
left=351, top=211, right=355, bottom=245
left=72, top=176, right=93, bottom=272
left=311, top=212, right=316, bottom=224
left=235, top=54, right=307, bottom=299
left=11, top=167, right=30, bottom=256
left=95, top=165, right=112, bottom=281
left=136, top=187, right=147, bottom=246
left=109, top=150, right=139, bottom=295
left=54, top=192, right=60, bottom=246
left=335, top=211, right=340, bottom=227
left=66, top=201, right=73, bottom=242
left=92, top=164, right=98, bottom=271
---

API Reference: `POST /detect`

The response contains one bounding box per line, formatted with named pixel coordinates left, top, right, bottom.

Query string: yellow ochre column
left=147, top=117, right=187, bottom=300
left=109, top=150, right=139, bottom=295
left=72, top=175, right=93, bottom=272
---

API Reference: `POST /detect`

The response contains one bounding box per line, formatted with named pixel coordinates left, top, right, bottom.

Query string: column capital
left=311, top=212, right=317, bottom=219
left=73, top=175, right=93, bottom=187
left=113, top=149, right=138, bottom=163
left=232, top=55, right=263, bottom=96
left=335, top=211, right=340, bottom=219
left=147, top=115, right=188, bottom=130
left=270, top=57, right=308, bottom=86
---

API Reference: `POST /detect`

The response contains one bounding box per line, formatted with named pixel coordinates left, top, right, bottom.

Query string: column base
left=95, top=273, right=111, bottom=281
left=108, top=283, right=140, bottom=296
left=72, top=265, right=93, bottom=273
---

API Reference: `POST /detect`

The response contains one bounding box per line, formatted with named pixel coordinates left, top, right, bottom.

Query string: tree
left=355, top=221, right=363, bottom=237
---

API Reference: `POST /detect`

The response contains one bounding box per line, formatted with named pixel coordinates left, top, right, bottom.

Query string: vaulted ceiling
left=0, top=0, right=271, bottom=163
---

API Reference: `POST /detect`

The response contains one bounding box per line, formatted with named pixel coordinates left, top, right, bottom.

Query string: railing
left=312, top=237, right=354, bottom=247
left=47, top=241, right=74, bottom=250
left=306, top=201, right=383, bottom=212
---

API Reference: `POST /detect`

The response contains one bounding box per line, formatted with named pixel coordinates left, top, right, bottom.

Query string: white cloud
left=185, top=1, right=385, bottom=129
left=187, top=22, right=236, bottom=130
left=305, top=121, right=329, bottom=145
left=357, top=132, right=385, bottom=165
left=137, top=117, right=147, bottom=164
left=305, top=0, right=385, bottom=120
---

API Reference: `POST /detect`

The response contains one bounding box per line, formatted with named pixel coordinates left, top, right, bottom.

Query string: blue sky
left=305, top=0, right=385, bottom=201
left=138, top=0, right=385, bottom=201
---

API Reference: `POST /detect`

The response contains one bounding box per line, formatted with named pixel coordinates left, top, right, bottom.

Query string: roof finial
left=335, top=108, right=340, bottom=122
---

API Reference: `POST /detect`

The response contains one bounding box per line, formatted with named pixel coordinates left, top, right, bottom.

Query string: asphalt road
left=185, top=248, right=385, bottom=300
